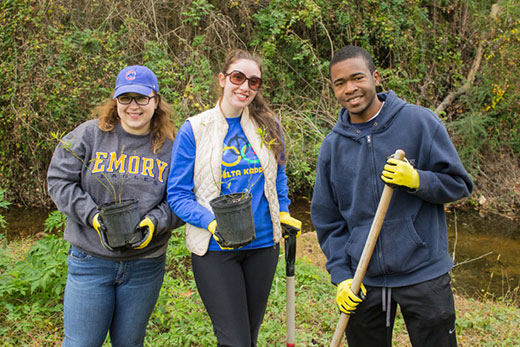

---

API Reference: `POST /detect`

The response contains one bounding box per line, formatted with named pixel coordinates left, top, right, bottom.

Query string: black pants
left=346, top=273, right=457, bottom=347
left=191, top=244, right=279, bottom=347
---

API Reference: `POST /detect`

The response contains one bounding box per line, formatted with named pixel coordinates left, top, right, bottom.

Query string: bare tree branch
left=434, top=4, right=501, bottom=116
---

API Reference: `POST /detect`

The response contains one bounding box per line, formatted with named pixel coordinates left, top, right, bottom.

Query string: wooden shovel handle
left=285, top=232, right=297, bottom=346
left=330, top=149, right=405, bottom=347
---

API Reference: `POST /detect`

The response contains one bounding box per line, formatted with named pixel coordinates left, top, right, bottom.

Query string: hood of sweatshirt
left=332, top=91, right=407, bottom=141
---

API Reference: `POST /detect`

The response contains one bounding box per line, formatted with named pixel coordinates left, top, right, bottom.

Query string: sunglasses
left=224, top=70, right=262, bottom=91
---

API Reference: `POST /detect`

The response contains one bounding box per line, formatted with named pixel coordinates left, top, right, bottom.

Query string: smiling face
left=116, top=92, right=158, bottom=135
left=330, top=56, right=382, bottom=123
left=218, top=58, right=261, bottom=117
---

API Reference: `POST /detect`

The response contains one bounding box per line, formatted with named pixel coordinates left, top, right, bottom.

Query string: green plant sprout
left=208, top=127, right=278, bottom=201
left=50, top=131, right=127, bottom=204
left=256, top=127, right=279, bottom=150
left=242, top=127, right=279, bottom=194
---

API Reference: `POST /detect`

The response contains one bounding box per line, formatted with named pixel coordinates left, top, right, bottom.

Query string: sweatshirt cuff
left=330, top=268, right=354, bottom=286
left=87, top=208, right=99, bottom=227
left=201, top=214, right=216, bottom=230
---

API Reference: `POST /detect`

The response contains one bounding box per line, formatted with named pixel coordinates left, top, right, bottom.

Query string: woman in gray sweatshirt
left=47, top=65, right=183, bottom=346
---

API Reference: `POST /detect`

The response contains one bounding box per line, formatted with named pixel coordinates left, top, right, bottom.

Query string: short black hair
left=329, top=45, right=376, bottom=76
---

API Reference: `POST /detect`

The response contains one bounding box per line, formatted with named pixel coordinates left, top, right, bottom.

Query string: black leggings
left=191, top=244, right=280, bottom=347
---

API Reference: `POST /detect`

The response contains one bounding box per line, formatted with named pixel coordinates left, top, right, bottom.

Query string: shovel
left=284, top=225, right=298, bottom=347
left=330, top=149, right=405, bottom=347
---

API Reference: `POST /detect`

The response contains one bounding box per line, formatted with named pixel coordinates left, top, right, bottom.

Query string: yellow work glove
left=208, top=220, right=234, bottom=250
left=280, top=212, right=302, bottom=238
left=336, top=278, right=367, bottom=315
left=381, top=157, right=420, bottom=190
left=92, top=213, right=114, bottom=251
left=131, top=216, right=155, bottom=249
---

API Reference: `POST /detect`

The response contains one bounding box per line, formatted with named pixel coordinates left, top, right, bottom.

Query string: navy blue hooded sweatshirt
left=311, top=91, right=473, bottom=287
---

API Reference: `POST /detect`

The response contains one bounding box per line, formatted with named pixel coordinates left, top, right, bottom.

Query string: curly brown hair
left=94, top=93, right=176, bottom=154
left=220, top=49, right=286, bottom=164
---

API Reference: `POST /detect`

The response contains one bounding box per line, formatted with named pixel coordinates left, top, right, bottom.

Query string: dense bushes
left=1, top=0, right=519, bottom=214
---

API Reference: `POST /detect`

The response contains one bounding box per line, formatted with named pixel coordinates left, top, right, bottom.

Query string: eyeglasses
left=116, top=95, right=156, bottom=106
left=225, top=70, right=262, bottom=91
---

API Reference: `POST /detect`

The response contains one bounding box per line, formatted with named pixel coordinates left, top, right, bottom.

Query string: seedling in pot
left=211, top=126, right=278, bottom=198
left=208, top=126, right=279, bottom=248
left=51, top=131, right=141, bottom=249
left=51, top=131, right=127, bottom=204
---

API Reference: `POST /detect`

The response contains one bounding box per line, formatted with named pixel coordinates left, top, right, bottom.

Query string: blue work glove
left=92, top=213, right=114, bottom=251
left=131, top=216, right=156, bottom=249
left=336, top=278, right=367, bottom=315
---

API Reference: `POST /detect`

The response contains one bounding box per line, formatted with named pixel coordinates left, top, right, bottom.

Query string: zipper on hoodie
left=367, top=134, right=380, bottom=212
left=367, top=134, right=385, bottom=274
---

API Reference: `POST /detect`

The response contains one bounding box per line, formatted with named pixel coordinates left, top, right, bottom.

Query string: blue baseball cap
left=113, top=65, right=159, bottom=99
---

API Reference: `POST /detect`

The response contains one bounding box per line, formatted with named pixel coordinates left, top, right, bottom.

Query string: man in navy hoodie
left=311, top=45, right=473, bottom=346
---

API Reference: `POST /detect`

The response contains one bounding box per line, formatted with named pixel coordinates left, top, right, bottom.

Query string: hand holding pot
left=280, top=212, right=302, bottom=238
left=208, top=220, right=235, bottom=250
left=92, top=213, right=114, bottom=251
left=131, top=216, right=156, bottom=249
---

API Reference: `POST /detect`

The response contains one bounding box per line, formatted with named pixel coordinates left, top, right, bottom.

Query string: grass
left=1, top=229, right=519, bottom=346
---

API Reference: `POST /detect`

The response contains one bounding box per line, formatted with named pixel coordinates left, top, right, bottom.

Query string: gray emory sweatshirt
left=47, top=119, right=183, bottom=260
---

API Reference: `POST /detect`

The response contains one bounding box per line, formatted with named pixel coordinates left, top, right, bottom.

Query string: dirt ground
left=288, top=196, right=328, bottom=269
left=295, top=231, right=327, bottom=269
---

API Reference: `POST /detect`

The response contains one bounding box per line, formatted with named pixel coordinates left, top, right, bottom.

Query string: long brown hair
left=95, top=93, right=176, bottom=154
left=220, top=49, right=285, bottom=164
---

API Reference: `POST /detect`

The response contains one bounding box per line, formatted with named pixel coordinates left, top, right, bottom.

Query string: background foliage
left=1, top=0, right=519, bottom=215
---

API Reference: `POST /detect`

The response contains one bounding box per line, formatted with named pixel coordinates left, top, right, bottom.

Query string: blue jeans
left=62, top=246, right=166, bottom=347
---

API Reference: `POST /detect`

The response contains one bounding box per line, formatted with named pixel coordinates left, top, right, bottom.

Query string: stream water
left=445, top=210, right=519, bottom=301
left=4, top=202, right=519, bottom=303
left=289, top=198, right=520, bottom=303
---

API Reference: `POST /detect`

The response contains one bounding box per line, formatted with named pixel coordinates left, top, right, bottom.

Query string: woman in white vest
left=167, top=49, right=301, bottom=346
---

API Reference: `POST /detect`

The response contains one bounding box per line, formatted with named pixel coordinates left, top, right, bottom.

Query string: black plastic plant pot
left=209, top=193, right=256, bottom=248
left=98, top=199, right=141, bottom=248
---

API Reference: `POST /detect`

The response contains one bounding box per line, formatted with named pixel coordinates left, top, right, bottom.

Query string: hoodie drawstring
left=382, top=287, right=392, bottom=327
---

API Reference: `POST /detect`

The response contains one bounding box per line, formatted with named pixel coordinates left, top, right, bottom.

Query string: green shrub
left=0, top=188, right=10, bottom=232
left=0, top=233, right=68, bottom=343
left=1, top=0, right=519, bottom=212
left=43, top=210, right=67, bottom=234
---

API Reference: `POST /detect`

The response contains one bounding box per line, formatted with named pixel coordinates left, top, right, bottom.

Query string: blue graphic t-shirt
left=166, top=115, right=291, bottom=252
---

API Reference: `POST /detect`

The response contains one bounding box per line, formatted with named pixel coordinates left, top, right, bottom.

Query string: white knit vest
left=185, top=105, right=282, bottom=255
